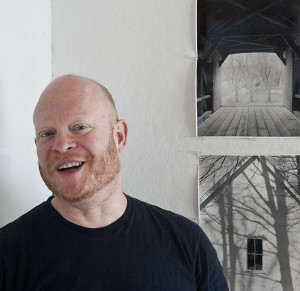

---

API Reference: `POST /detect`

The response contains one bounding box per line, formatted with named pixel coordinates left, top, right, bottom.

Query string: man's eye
left=41, top=131, right=54, bottom=138
left=73, top=124, right=90, bottom=131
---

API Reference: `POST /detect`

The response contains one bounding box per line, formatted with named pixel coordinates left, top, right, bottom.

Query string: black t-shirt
left=0, top=195, right=228, bottom=291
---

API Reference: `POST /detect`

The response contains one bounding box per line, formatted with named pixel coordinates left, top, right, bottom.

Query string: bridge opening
left=221, top=52, right=285, bottom=106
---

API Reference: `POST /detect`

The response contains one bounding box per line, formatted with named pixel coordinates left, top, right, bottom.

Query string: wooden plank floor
left=198, top=106, right=300, bottom=137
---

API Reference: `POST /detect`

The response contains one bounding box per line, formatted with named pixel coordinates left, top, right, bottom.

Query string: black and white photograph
left=197, top=0, right=300, bottom=137
left=198, top=155, right=300, bottom=291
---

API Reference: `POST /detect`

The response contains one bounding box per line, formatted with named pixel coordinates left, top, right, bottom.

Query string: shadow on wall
left=0, top=152, right=20, bottom=226
left=184, top=61, right=198, bottom=137
left=0, top=83, right=14, bottom=226
left=0, top=149, right=49, bottom=227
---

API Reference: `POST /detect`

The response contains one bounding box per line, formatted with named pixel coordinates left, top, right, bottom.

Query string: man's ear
left=114, top=119, right=128, bottom=153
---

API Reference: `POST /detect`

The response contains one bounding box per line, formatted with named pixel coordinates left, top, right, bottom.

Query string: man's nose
left=52, top=133, right=76, bottom=152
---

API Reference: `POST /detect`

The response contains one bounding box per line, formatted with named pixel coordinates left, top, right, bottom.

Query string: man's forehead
left=33, top=108, right=110, bottom=133
left=34, top=75, right=116, bottom=127
left=34, top=97, right=108, bottom=128
left=36, top=82, right=106, bottom=111
left=43, top=78, right=104, bottom=102
left=35, top=101, right=107, bottom=120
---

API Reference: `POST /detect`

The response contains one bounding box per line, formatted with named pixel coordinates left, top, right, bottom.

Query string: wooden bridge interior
left=197, top=0, right=300, bottom=137
left=198, top=105, right=300, bottom=136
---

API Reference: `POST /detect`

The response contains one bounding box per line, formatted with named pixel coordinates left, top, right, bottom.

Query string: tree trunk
left=235, top=86, right=239, bottom=103
left=219, top=192, right=228, bottom=280
left=250, top=86, right=254, bottom=102
left=261, top=160, right=294, bottom=291
left=296, top=156, right=300, bottom=193
left=267, top=87, right=272, bottom=102
left=226, top=184, right=237, bottom=291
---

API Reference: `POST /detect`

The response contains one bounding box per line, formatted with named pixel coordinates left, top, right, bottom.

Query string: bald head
left=33, top=75, right=118, bottom=126
left=33, top=74, right=128, bottom=203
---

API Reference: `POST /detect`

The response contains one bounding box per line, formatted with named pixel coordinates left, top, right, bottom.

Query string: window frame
left=247, top=237, right=263, bottom=271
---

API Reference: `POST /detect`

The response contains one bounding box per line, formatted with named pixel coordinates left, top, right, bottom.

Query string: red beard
left=39, top=132, right=120, bottom=202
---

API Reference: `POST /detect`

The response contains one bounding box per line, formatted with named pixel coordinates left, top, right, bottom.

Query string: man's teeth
left=58, top=162, right=83, bottom=170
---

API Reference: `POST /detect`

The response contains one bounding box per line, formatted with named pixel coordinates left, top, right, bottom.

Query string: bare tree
left=223, top=54, right=259, bottom=103
left=223, top=55, right=242, bottom=102
left=255, top=54, right=283, bottom=102
left=199, top=156, right=300, bottom=291
left=223, top=53, right=283, bottom=103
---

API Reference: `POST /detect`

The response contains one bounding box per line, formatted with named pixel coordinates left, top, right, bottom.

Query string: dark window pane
left=248, top=254, right=254, bottom=269
left=247, top=238, right=254, bottom=253
left=247, top=238, right=263, bottom=270
left=255, top=254, right=263, bottom=270
left=256, top=254, right=262, bottom=264
left=255, top=239, right=263, bottom=254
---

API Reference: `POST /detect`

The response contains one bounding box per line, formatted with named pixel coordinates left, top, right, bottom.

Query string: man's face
left=34, top=78, right=121, bottom=202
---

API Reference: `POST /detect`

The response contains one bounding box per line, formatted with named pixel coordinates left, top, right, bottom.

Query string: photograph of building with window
left=197, top=0, right=300, bottom=137
left=198, top=155, right=300, bottom=291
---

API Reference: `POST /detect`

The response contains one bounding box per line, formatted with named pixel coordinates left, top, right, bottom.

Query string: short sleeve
left=0, top=232, right=6, bottom=290
left=195, top=229, right=229, bottom=291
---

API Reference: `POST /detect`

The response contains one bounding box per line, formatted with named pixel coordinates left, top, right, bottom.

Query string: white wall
left=2, top=0, right=298, bottom=227
left=51, top=0, right=300, bottom=222
left=0, top=0, right=52, bottom=227
left=52, top=0, right=198, bottom=219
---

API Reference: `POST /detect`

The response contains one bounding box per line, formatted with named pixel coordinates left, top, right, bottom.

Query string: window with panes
left=247, top=237, right=263, bottom=270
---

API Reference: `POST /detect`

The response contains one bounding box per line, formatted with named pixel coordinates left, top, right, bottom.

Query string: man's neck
left=51, top=178, right=127, bottom=228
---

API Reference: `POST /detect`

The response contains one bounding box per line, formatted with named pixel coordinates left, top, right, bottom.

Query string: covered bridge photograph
left=197, top=0, right=300, bottom=136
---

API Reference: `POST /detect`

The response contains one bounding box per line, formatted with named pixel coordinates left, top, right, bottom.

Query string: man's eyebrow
left=69, top=117, right=94, bottom=124
left=36, top=126, right=56, bottom=131
left=69, top=113, right=94, bottom=121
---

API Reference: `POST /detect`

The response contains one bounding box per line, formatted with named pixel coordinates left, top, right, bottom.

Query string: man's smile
left=56, top=161, right=86, bottom=172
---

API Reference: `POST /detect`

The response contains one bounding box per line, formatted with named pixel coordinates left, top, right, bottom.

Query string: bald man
left=0, top=75, right=228, bottom=290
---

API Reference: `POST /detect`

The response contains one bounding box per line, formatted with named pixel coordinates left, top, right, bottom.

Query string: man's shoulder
left=0, top=198, right=49, bottom=237
left=130, top=195, right=197, bottom=224
left=129, top=195, right=204, bottom=241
